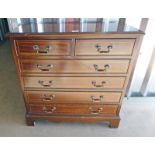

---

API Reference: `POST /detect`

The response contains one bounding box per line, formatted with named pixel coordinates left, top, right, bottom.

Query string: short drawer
left=29, top=104, right=118, bottom=116
left=16, top=40, right=72, bottom=56
left=25, top=91, right=122, bottom=104
left=23, top=76, right=126, bottom=89
left=20, top=59, right=130, bottom=74
left=75, top=39, right=135, bottom=56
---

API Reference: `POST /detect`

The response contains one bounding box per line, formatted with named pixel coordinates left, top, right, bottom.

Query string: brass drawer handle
left=92, top=81, right=106, bottom=87
left=89, top=107, right=103, bottom=114
left=42, top=106, right=56, bottom=113
left=90, top=95, right=104, bottom=103
left=93, top=64, right=110, bottom=72
left=38, top=80, right=53, bottom=87
left=37, top=64, right=53, bottom=71
left=41, top=94, right=55, bottom=101
left=95, top=44, right=112, bottom=53
left=33, top=45, right=52, bottom=54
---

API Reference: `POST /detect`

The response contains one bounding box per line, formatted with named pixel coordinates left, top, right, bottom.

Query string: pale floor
left=0, top=41, right=155, bottom=137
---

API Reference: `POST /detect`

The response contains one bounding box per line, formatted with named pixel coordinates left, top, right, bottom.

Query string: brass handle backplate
left=90, top=95, right=104, bottom=103
left=40, top=94, right=55, bottom=101
left=95, top=44, right=112, bottom=53
left=33, top=45, right=52, bottom=54
left=89, top=107, right=103, bottom=114
left=37, top=64, right=53, bottom=71
left=93, top=64, right=110, bottom=72
left=42, top=106, right=56, bottom=113
left=92, top=81, right=106, bottom=87
left=38, top=80, right=53, bottom=87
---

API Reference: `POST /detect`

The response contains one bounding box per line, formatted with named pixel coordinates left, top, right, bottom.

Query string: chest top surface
left=7, top=18, right=144, bottom=35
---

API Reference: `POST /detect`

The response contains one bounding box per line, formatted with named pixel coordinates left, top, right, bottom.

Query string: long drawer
left=25, top=91, right=122, bottom=104
left=20, top=59, right=130, bottom=74
left=75, top=39, right=135, bottom=56
left=23, top=76, right=126, bottom=89
left=16, top=40, right=72, bottom=56
left=29, top=104, right=118, bottom=116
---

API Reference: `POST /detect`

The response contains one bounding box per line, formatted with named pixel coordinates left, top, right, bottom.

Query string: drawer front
left=75, top=39, right=135, bottom=56
left=25, top=91, right=122, bottom=104
left=23, top=76, right=126, bottom=89
left=16, top=40, right=72, bottom=56
left=20, top=59, right=130, bottom=74
left=29, top=104, right=118, bottom=116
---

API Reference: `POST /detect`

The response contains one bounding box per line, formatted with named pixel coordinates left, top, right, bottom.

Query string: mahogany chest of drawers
left=8, top=18, right=144, bottom=128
